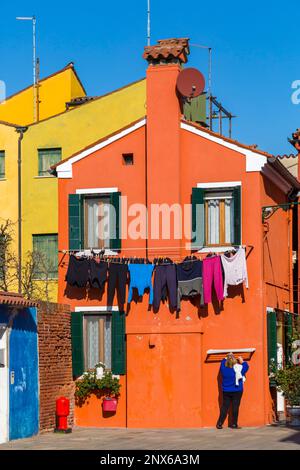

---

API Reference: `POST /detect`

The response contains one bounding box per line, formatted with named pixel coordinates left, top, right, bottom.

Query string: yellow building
left=0, top=63, right=86, bottom=125
left=0, top=64, right=146, bottom=300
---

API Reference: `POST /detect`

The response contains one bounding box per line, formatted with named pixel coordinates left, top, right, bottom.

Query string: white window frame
left=76, top=188, right=119, bottom=255
left=197, top=181, right=242, bottom=253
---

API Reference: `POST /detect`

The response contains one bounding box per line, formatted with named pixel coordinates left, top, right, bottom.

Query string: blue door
left=9, top=307, right=39, bottom=440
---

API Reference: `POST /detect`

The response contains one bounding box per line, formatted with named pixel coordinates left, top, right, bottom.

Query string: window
left=38, top=148, right=61, bottom=176
left=68, top=192, right=121, bottom=251
left=32, top=234, right=58, bottom=279
left=83, top=196, right=111, bottom=249
left=84, top=314, right=112, bottom=370
left=71, top=310, right=126, bottom=378
left=205, top=190, right=234, bottom=245
left=122, top=153, right=134, bottom=165
left=191, top=185, right=241, bottom=249
left=0, top=151, right=5, bottom=179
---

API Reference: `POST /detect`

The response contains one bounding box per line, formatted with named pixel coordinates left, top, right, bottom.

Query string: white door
left=0, top=324, right=8, bottom=443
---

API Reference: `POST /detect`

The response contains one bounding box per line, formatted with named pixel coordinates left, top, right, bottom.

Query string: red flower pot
left=102, top=397, right=118, bottom=412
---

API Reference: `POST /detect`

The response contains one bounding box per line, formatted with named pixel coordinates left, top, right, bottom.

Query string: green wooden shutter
left=191, top=187, right=205, bottom=249
left=69, top=194, right=82, bottom=250
left=233, top=186, right=241, bottom=245
left=284, top=312, right=293, bottom=366
left=267, top=310, right=277, bottom=385
left=0, top=151, right=5, bottom=179
left=110, top=191, right=121, bottom=251
left=112, top=311, right=126, bottom=375
left=71, top=312, right=84, bottom=378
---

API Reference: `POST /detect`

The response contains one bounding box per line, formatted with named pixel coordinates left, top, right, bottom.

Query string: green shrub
left=75, top=369, right=121, bottom=405
left=272, top=365, right=300, bottom=406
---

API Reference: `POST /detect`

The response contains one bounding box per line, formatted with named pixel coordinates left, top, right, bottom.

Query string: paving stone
left=0, top=426, right=299, bottom=450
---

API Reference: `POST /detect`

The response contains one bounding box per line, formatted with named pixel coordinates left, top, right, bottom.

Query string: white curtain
left=207, top=199, right=220, bottom=244
left=104, top=316, right=112, bottom=369
left=86, top=198, right=110, bottom=248
left=87, top=317, right=100, bottom=369
left=225, top=198, right=234, bottom=243
left=86, top=315, right=112, bottom=370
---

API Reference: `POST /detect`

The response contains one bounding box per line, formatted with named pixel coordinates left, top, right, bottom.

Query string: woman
left=216, top=353, right=249, bottom=429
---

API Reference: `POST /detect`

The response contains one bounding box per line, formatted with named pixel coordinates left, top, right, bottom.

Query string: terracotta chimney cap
left=143, top=37, right=190, bottom=64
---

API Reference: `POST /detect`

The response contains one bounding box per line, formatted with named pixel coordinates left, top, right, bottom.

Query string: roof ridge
left=182, top=119, right=273, bottom=158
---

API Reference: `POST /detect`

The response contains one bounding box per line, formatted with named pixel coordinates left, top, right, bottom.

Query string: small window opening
left=122, top=153, right=134, bottom=165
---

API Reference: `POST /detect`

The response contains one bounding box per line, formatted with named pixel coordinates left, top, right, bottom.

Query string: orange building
left=54, top=38, right=300, bottom=428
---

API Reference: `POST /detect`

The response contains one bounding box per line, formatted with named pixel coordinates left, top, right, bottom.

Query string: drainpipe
left=15, top=126, right=28, bottom=294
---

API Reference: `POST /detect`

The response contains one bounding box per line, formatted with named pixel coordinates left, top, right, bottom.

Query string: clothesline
left=64, top=246, right=249, bottom=310
left=59, top=244, right=252, bottom=254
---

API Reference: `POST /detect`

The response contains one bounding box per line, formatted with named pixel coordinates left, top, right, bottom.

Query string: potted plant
left=100, top=371, right=121, bottom=412
left=75, top=368, right=121, bottom=413
left=272, top=365, right=300, bottom=426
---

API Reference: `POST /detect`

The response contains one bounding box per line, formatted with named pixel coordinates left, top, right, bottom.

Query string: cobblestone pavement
left=0, top=425, right=300, bottom=450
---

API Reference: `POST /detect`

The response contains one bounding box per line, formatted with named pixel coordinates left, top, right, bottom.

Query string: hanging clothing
left=89, top=259, right=108, bottom=289
left=65, top=255, right=90, bottom=288
left=153, top=264, right=177, bottom=310
left=127, top=264, right=154, bottom=304
left=233, top=363, right=246, bottom=386
left=202, top=255, right=224, bottom=303
left=221, top=247, right=248, bottom=297
left=176, top=260, right=204, bottom=310
left=107, top=263, right=128, bottom=311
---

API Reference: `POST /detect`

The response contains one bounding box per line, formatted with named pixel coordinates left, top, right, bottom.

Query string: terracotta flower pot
left=102, top=397, right=118, bottom=412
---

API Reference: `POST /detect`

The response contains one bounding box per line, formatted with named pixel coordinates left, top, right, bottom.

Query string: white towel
left=233, top=363, right=246, bottom=386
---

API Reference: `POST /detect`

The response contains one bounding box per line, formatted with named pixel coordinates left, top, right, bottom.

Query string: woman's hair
left=225, top=353, right=237, bottom=368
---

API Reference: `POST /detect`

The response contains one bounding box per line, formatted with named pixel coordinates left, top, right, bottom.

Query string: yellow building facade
left=0, top=67, right=146, bottom=300
left=0, top=63, right=86, bottom=125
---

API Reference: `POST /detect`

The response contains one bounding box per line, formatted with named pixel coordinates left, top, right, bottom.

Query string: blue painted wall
left=7, top=306, right=39, bottom=440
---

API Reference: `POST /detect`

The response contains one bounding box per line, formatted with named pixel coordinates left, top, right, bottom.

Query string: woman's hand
left=237, top=356, right=244, bottom=364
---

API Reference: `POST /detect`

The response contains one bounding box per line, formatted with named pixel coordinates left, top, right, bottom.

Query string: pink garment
left=203, top=256, right=224, bottom=303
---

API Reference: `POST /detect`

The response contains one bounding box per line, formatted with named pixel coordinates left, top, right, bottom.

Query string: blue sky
left=0, top=0, right=299, bottom=155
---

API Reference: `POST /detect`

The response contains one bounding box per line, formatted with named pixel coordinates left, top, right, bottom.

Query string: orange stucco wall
left=57, top=63, right=293, bottom=428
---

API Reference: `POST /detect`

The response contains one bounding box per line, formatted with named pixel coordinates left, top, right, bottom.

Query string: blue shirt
left=127, top=264, right=154, bottom=304
left=220, top=359, right=249, bottom=392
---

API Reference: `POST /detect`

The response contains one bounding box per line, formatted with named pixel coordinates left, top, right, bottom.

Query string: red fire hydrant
left=55, top=397, right=72, bottom=433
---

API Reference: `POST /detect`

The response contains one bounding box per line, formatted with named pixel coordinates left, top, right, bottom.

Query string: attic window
left=122, top=153, right=134, bottom=165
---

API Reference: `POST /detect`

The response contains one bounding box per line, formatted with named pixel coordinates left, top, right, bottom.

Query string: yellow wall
left=0, top=122, right=19, bottom=243
left=21, top=78, right=146, bottom=300
left=0, top=65, right=86, bottom=126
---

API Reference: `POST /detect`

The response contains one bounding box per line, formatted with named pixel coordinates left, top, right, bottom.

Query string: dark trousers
left=217, top=391, right=243, bottom=426
left=107, top=264, right=128, bottom=310
left=153, top=265, right=177, bottom=310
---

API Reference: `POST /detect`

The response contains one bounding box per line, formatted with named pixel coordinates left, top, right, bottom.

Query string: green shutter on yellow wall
left=111, top=311, right=126, bottom=375
left=191, top=187, right=205, bottom=249
left=69, top=194, right=82, bottom=250
left=71, top=312, right=84, bottom=379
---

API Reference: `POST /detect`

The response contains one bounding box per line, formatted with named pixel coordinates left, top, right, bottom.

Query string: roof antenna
left=147, top=0, right=151, bottom=46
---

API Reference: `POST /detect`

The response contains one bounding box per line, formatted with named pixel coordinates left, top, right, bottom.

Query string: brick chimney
left=143, top=38, right=190, bottom=255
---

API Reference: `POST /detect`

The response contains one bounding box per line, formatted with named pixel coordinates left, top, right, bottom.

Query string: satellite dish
left=176, top=67, right=205, bottom=99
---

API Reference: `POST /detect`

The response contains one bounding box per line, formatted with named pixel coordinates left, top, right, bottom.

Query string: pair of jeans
left=107, top=263, right=128, bottom=310
left=217, top=391, right=243, bottom=426
left=153, top=265, right=177, bottom=310
left=202, top=256, right=224, bottom=303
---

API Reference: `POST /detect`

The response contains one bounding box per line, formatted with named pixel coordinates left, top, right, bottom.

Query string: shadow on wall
left=0, top=306, right=37, bottom=333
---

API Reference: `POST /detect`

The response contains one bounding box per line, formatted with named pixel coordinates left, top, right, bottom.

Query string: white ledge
left=207, top=348, right=256, bottom=354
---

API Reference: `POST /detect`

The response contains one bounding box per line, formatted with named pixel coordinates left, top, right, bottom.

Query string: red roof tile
left=0, top=291, right=39, bottom=308
left=143, top=38, right=190, bottom=63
